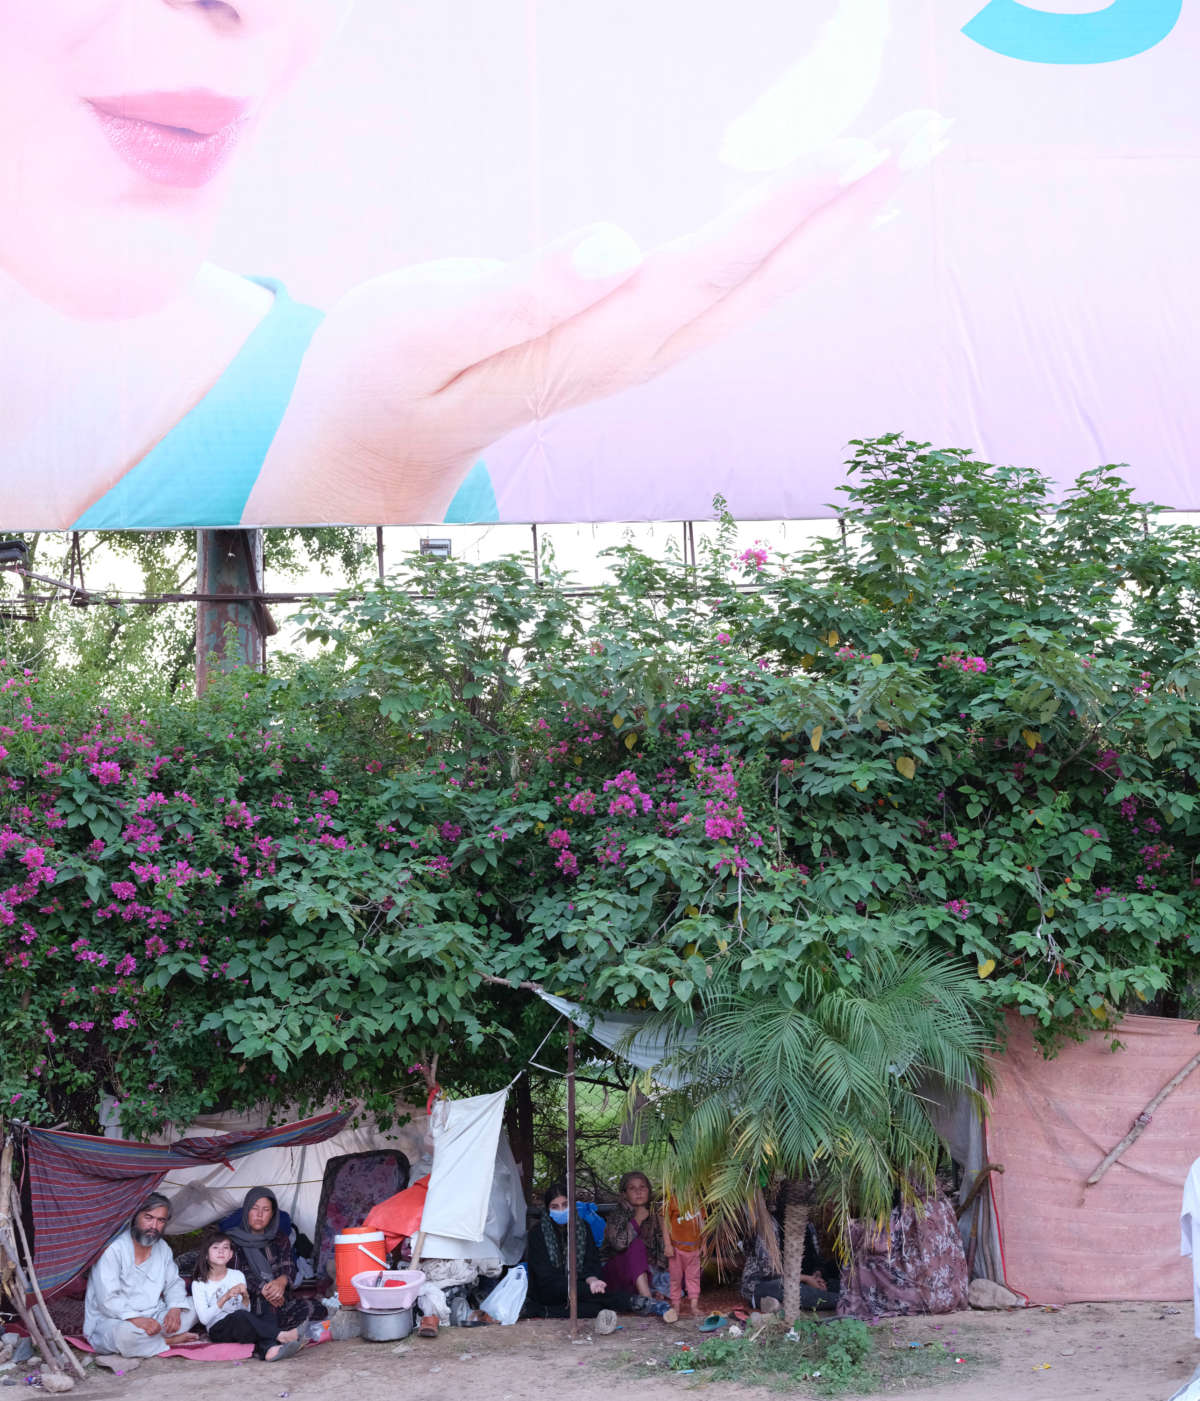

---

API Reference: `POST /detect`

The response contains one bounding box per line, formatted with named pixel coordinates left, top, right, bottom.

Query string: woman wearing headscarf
left=602, top=1171, right=673, bottom=1314
left=525, top=1183, right=656, bottom=1326
left=227, top=1188, right=327, bottom=1333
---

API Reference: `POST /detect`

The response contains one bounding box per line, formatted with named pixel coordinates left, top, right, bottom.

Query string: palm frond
left=626, top=944, right=993, bottom=1249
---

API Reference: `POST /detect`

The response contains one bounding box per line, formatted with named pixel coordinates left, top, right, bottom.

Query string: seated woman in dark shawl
left=602, top=1171, right=673, bottom=1316
left=526, top=1183, right=644, bottom=1323
left=740, top=1211, right=840, bottom=1313
left=227, top=1188, right=327, bottom=1333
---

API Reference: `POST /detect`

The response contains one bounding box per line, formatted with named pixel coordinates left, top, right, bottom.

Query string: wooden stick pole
left=0, top=1142, right=85, bottom=1379
left=567, top=1023, right=578, bottom=1338
left=1086, top=1047, right=1200, bottom=1186
left=0, top=1249, right=55, bottom=1369
left=413, top=1054, right=440, bottom=1270
left=955, top=1162, right=1004, bottom=1219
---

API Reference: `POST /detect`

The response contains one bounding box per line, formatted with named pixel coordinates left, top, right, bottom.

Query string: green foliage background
left=4, top=440, right=1200, bottom=1205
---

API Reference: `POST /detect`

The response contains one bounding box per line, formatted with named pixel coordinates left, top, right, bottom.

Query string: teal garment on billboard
left=72, top=278, right=497, bottom=530
left=443, top=461, right=498, bottom=524
left=962, top=0, right=1181, bottom=65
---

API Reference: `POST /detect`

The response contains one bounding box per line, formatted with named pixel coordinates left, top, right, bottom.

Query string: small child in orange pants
left=663, top=1194, right=705, bottom=1318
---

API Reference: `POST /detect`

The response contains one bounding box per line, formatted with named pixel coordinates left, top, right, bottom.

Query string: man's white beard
left=133, top=1228, right=162, bottom=1246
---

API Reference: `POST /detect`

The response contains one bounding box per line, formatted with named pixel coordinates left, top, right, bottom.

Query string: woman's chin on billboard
left=0, top=2, right=350, bottom=320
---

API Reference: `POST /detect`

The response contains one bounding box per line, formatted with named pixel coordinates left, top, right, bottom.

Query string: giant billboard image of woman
left=0, top=1, right=946, bottom=529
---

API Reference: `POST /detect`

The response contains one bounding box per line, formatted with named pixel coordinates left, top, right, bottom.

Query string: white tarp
left=100, top=1091, right=527, bottom=1268
left=419, top=1128, right=527, bottom=1267
left=420, top=1090, right=508, bottom=1246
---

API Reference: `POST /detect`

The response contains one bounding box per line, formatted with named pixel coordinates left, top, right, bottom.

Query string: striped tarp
left=24, top=1110, right=349, bottom=1297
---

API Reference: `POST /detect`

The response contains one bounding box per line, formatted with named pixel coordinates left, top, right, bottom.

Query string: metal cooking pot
left=358, top=1305, right=414, bottom=1343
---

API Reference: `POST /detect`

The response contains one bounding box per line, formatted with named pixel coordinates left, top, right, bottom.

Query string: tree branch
left=476, top=972, right=545, bottom=993
left=1086, top=1046, right=1200, bottom=1186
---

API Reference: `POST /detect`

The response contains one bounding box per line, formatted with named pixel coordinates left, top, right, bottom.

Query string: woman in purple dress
left=602, top=1172, right=672, bottom=1314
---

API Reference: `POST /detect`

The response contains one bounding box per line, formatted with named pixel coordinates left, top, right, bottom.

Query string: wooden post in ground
left=0, top=1134, right=86, bottom=1381
left=567, top=1023, right=578, bottom=1338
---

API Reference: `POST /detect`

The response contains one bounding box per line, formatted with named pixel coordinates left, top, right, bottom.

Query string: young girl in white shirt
left=191, top=1230, right=302, bottom=1363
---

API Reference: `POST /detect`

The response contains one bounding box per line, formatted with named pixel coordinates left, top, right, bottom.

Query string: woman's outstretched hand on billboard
left=246, top=110, right=949, bottom=524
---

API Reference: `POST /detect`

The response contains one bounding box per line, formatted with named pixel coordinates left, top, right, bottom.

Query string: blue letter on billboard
left=963, top=1, right=1181, bottom=64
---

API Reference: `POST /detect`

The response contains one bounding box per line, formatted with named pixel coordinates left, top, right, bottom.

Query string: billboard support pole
left=683, top=520, right=696, bottom=571
left=195, top=529, right=277, bottom=695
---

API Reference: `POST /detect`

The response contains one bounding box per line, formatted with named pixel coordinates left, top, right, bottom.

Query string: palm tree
left=629, top=946, right=993, bottom=1316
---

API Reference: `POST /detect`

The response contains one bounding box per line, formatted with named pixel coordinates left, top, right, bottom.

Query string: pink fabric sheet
left=987, top=1013, right=1200, bottom=1304
left=69, top=1335, right=254, bottom=1361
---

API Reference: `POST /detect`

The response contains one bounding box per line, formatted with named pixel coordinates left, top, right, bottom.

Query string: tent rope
left=509, top=1015, right=564, bottom=1088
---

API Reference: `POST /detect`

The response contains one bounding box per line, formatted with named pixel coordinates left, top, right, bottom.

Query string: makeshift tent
left=106, top=1092, right=526, bottom=1270
left=537, top=990, right=1005, bottom=1286
left=17, top=1111, right=348, bottom=1298
left=99, top=1099, right=429, bottom=1249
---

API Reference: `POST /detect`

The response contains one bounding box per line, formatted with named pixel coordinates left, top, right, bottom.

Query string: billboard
left=0, top=1, right=1193, bottom=529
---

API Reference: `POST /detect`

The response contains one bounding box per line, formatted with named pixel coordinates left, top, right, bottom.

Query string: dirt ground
left=58, top=1300, right=1199, bottom=1401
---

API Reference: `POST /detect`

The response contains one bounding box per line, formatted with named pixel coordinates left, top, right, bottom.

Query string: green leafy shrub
left=7, top=440, right=1200, bottom=1140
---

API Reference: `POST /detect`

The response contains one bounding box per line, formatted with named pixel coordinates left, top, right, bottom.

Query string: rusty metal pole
left=567, top=1022, right=578, bottom=1338
left=195, top=530, right=277, bottom=695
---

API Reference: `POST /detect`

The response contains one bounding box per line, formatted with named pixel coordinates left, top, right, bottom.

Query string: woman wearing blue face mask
left=524, top=1183, right=660, bottom=1327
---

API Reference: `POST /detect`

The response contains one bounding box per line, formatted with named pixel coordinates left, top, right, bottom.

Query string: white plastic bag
left=477, top=1264, right=527, bottom=1325
left=417, top=1283, right=450, bottom=1325
left=1168, top=1365, right=1200, bottom=1401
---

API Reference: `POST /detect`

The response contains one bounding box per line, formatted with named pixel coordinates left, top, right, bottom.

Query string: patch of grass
left=643, top=1317, right=985, bottom=1396
left=878, top=1332, right=986, bottom=1394
left=667, top=1318, right=875, bottom=1395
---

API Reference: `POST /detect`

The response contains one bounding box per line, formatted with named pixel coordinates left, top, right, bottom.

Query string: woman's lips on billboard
left=86, top=91, right=251, bottom=189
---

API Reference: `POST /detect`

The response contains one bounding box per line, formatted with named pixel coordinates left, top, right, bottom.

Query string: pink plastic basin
left=351, top=1269, right=426, bottom=1310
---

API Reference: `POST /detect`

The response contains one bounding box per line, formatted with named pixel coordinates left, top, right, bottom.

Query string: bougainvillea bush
left=0, top=669, right=506, bottom=1133
left=5, top=438, right=1200, bottom=1138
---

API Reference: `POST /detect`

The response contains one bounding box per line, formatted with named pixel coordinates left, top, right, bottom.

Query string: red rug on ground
left=68, top=1336, right=253, bottom=1361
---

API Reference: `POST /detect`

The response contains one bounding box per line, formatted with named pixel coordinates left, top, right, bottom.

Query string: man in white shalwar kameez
left=84, top=1193, right=197, bottom=1357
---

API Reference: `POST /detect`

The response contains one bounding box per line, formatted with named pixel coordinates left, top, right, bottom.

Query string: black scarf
left=540, top=1211, right=591, bottom=1274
